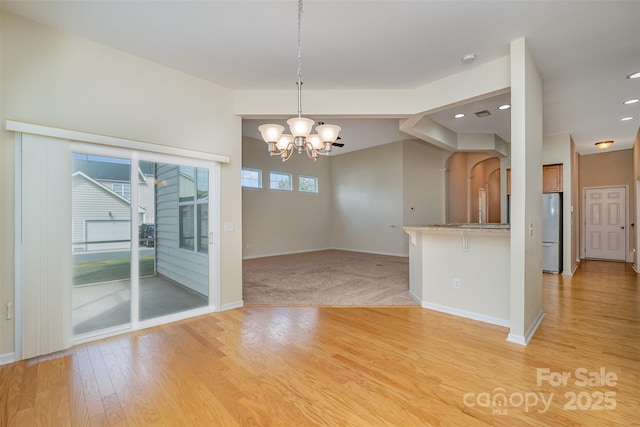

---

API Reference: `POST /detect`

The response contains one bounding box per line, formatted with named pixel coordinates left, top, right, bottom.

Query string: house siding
left=72, top=174, right=131, bottom=251
left=155, top=164, right=208, bottom=296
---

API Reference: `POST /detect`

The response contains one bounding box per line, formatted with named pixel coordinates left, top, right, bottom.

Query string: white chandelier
left=258, top=0, right=341, bottom=161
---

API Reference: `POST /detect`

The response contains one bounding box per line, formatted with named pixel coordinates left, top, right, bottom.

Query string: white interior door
left=585, top=187, right=626, bottom=261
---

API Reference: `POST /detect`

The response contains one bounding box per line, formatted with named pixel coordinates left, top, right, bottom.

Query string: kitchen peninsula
left=403, top=224, right=510, bottom=327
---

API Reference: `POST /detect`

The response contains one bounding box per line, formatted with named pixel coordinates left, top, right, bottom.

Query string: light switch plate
left=224, top=222, right=234, bottom=232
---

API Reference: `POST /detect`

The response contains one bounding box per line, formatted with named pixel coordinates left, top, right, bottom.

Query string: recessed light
left=621, top=116, right=634, bottom=121
left=461, top=54, right=476, bottom=64
left=498, top=104, right=511, bottom=110
left=627, top=71, right=640, bottom=79
left=454, top=113, right=465, bottom=119
left=623, top=98, right=639, bottom=105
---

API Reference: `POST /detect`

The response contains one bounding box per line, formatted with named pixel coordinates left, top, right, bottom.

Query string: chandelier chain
left=296, top=0, right=303, bottom=117
left=257, top=0, right=341, bottom=161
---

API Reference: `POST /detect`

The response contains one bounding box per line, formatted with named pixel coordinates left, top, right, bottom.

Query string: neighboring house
left=156, top=164, right=209, bottom=296
left=73, top=157, right=156, bottom=224
left=72, top=161, right=209, bottom=294
left=71, top=171, right=145, bottom=251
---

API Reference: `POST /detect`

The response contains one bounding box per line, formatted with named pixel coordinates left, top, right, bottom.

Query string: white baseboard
left=0, top=352, right=16, bottom=365
left=507, top=310, right=545, bottom=346
left=331, top=247, right=408, bottom=258
left=243, top=247, right=408, bottom=260
left=219, top=300, right=244, bottom=311
left=243, top=247, right=333, bottom=260
left=408, top=290, right=421, bottom=304
left=421, top=301, right=510, bottom=328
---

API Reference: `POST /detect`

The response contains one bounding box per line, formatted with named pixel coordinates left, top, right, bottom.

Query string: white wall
left=402, top=140, right=448, bottom=228
left=242, top=136, right=332, bottom=258
left=411, top=229, right=511, bottom=325
left=635, top=129, right=640, bottom=271
left=508, top=38, right=544, bottom=345
left=0, top=11, right=243, bottom=359
left=330, top=142, right=405, bottom=256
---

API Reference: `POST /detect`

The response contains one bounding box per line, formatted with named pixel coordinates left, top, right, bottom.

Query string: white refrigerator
left=542, top=193, right=562, bottom=273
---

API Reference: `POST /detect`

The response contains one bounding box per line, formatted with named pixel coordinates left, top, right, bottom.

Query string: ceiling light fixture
left=461, top=53, right=476, bottom=64
left=454, top=113, right=465, bottom=119
left=258, top=0, right=340, bottom=161
left=498, top=104, right=511, bottom=110
left=595, top=140, right=614, bottom=150
left=623, top=98, right=639, bottom=105
left=627, top=71, right=640, bottom=79
left=621, top=116, right=634, bottom=121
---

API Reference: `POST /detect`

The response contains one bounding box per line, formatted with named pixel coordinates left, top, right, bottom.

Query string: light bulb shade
left=258, top=124, right=285, bottom=143
left=277, top=134, right=294, bottom=150
left=307, top=134, right=323, bottom=150
left=595, top=140, right=613, bottom=150
left=316, top=124, right=341, bottom=143
left=287, top=117, right=315, bottom=138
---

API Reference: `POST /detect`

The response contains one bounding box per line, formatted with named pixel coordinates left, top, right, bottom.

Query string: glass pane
left=72, top=154, right=131, bottom=335
left=179, top=166, right=196, bottom=202
left=197, top=168, right=209, bottom=200
left=198, top=204, right=208, bottom=254
left=270, top=172, right=292, bottom=190
left=140, top=162, right=209, bottom=321
left=180, top=205, right=195, bottom=250
left=139, top=160, right=157, bottom=287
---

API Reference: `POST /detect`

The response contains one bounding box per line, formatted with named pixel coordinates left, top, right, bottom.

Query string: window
left=299, top=175, right=318, bottom=193
left=112, top=183, right=131, bottom=200
left=179, top=166, right=209, bottom=253
left=269, top=171, right=292, bottom=191
left=241, top=168, right=262, bottom=188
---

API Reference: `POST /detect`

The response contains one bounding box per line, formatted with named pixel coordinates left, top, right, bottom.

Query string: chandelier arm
left=282, top=143, right=295, bottom=161
left=304, top=144, right=319, bottom=161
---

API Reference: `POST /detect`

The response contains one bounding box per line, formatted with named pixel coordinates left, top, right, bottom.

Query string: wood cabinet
left=506, top=164, right=563, bottom=195
left=542, top=164, right=563, bottom=193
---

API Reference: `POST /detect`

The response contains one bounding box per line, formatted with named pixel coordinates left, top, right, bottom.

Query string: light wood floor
left=1, top=260, right=638, bottom=426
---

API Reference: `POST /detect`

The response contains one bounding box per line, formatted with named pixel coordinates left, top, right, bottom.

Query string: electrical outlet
left=453, top=278, right=461, bottom=289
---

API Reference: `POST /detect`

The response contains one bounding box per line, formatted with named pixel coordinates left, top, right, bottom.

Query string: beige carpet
left=243, top=250, right=418, bottom=306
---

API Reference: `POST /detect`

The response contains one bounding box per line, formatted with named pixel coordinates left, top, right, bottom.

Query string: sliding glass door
left=138, top=162, right=209, bottom=322
left=72, top=154, right=132, bottom=335
left=72, top=150, right=213, bottom=339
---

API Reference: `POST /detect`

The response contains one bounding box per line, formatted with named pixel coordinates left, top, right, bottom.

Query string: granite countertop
left=402, top=223, right=510, bottom=233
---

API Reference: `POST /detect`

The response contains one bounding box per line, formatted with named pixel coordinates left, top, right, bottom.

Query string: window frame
left=178, top=166, right=209, bottom=254
left=241, top=167, right=262, bottom=189
left=269, top=171, right=293, bottom=191
left=112, top=182, right=131, bottom=200
left=298, top=175, right=319, bottom=193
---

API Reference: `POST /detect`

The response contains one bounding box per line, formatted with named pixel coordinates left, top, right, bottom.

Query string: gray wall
left=242, top=137, right=332, bottom=258
left=243, top=137, right=448, bottom=258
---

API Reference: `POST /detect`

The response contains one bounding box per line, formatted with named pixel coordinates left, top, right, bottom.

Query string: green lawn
left=73, top=255, right=156, bottom=286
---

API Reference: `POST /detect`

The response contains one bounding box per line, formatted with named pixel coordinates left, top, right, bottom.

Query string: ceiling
left=2, top=0, right=639, bottom=156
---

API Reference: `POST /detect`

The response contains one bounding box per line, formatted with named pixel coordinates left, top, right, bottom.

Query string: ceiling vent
left=475, top=110, right=491, bottom=118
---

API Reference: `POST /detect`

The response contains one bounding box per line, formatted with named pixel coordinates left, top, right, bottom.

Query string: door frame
left=581, top=185, right=630, bottom=262
left=11, top=120, right=228, bottom=360
left=70, top=143, right=222, bottom=343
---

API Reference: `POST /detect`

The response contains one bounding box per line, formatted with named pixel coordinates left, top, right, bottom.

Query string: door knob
left=621, top=226, right=625, bottom=229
